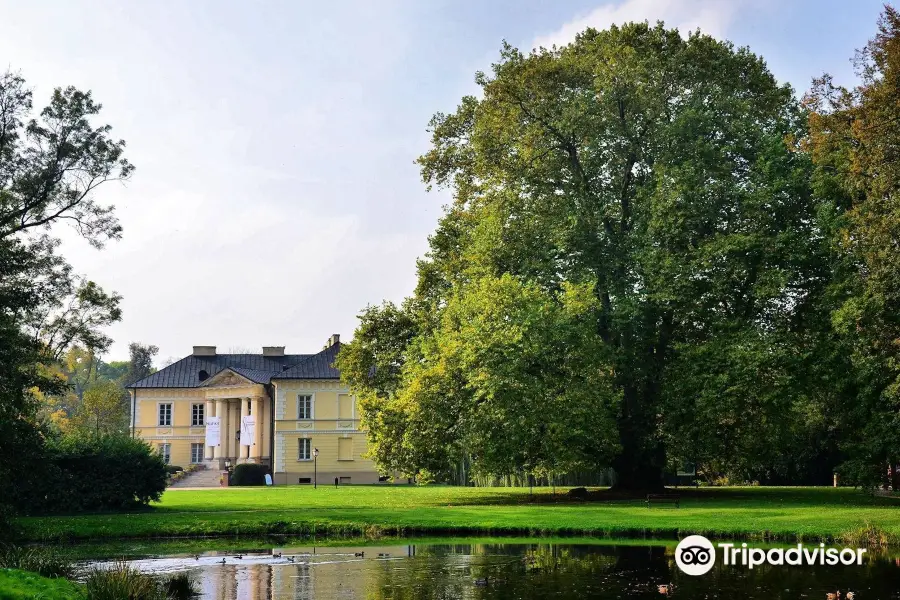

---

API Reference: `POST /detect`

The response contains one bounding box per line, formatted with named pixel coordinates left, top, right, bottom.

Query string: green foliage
left=804, top=6, right=900, bottom=485
left=0, top=68, right=132, bottom=522
left=230, top=463, right=270, bottom=486
left=83, top=562, right=164, bottom=600
left=69, top=380, right=129, bottom=436
left=0, top=545, right=75, bottom=579
left=345, top=22, right=822, bottom=488
left=96, top=360, right=129, bottom=383
left=124, top=343, right=158, bottom=387
left=13, top=435, right=167, bottom=515
left=82, top=564, right=198, bottom=600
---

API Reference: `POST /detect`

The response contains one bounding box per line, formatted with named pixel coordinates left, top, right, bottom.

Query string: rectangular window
left=338, top=437, right=353, bottom=461
left=298, top=438, right=311, bottom=460
left=339, top=477, right=351, bottom=484
left=338, top=394, right=353, bottom=419
left=191, top=403, right=204, bottom=426
left=298, top=477, right=311, bottom=484
left=159, top=443, right=171, bottom=464
left=190, top=443, right=204, bottom=463
left=297, top=395, right=312, bottom=420
left=158, top=403, right=172, bottom=426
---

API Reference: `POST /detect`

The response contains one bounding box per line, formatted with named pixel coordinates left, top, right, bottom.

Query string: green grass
left=0, top=569, right=82, bottom=600
left=16, top=486, right=900, bottom=545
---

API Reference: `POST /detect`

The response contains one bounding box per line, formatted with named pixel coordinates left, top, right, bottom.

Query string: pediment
left=201, top=368, right=254, bottom=388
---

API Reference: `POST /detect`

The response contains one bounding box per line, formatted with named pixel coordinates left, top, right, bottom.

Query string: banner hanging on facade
left=240, top=415, right=255, bottom=446
left=205, top=416, right=220, bottom=447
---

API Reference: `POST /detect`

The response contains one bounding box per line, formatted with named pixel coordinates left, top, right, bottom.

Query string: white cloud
left=532, top=0, right=754, bottom=50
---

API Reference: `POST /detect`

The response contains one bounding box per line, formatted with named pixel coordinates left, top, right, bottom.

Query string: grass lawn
left=0, top=569, right=82, bottom=600
left=16, top=486, right=900, bottom=545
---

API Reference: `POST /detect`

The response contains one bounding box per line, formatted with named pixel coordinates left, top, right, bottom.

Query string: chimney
left=192, top=346, right=216, bottom=357
left=328, top=333, right=340, bottom=347
left=263, top=346, right=285, bottom=357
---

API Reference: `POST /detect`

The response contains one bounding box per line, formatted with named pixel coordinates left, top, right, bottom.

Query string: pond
left=79, top=538, right=900, bottom=599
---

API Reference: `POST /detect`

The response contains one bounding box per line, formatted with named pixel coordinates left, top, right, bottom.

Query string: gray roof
left=228, top=367, right=281, bottom=384
left=273, top=342, right=341, bottom=380
left=127, top=347, right=342, bottom=388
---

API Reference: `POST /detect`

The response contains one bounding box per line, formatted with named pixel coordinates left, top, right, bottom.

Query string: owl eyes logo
left=675, top=535, right=716, bottom=575
left=679, top=546, right=712, bottom=565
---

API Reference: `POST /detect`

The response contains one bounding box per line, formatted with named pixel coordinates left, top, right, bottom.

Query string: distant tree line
left=338, top=8, right=900, bottom=490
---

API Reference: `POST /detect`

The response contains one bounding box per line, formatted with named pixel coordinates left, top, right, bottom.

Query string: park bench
left=646, top=493, right=680, bottom=508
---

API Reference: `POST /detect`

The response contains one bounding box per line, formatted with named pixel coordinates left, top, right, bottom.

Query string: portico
left=200, top=369, right=270, bottom=469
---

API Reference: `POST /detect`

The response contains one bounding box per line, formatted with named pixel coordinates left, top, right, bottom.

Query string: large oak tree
left=341, top=23, right=830, bottom=489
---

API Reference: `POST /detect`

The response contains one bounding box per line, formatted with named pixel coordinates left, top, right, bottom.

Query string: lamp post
left=313, top=447, right=319, bottom=489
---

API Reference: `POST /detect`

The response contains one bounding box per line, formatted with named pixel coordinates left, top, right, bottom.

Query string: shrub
left=230, top=463, right=270, bottom=486
left=27, top=434, right=168, bottom=514
left=83, top=562, right=164, bottom=600
left=82, top=563, right=199, bottom=600
left=165, top=465, right=184, bottom=475
left=162, top=572, right=200, bottom=599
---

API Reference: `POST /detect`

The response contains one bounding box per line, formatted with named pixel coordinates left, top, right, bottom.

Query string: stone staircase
left=168, top=466, right=223, bottom=488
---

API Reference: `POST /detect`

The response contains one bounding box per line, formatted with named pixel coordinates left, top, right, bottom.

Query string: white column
left=213, top=399, right=224, bottom=460
left=222, top=399, right=232, bottom=460
left=252, top=398, right=263, bottom=460
left=241, top=397, right=251, bottom=460
left=205, top=400, right=216, bottom=460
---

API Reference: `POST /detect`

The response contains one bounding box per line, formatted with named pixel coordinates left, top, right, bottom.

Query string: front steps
left=168, top=466, right=223, bottom=488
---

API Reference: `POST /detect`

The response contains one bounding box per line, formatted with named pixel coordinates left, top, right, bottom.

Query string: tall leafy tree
left=0, top=69, right=132, bottom=518
left=342, top=23, right=823, bottom=489
left=805, top=7, right=900, bottom=486
left=124, top=342, right=158, bottom=386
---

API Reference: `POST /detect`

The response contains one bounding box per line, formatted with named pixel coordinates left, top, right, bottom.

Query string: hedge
left=14, top=435, right=167, bottom=515
left=230, top=463, right=270, bottom=486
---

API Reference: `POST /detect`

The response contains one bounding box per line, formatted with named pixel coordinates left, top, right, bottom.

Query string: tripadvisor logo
left=675, top=535, right=716, bottom=575
left=675, top=535, right=867, bottom=576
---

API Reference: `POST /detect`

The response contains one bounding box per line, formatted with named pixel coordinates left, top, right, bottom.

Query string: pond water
left=81, top=539, right=900, bottom=599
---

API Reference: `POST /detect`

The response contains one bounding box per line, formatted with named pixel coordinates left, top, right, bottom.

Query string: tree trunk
left=611, top=385, right=665, bottom=492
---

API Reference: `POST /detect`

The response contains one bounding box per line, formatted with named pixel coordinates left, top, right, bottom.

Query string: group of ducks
left=197, top=553, right=298, bottom=564
left=197, top=551, right=392, bottom=564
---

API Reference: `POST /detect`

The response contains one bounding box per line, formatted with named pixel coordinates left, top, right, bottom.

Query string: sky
left=0, top=0, right=886, bottom=365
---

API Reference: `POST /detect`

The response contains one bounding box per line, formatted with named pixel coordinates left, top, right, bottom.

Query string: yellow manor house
left=127, top=335, right=384, bottom=485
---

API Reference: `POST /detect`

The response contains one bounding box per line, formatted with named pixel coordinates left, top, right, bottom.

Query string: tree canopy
left=803, top=7, right=900, bottom=486
left=340, top=22, right=834, bottom=489
left=0, top=69, right=133, bottom=521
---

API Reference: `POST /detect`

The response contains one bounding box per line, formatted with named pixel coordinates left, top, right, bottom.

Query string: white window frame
left=158, top=403, right=172, bottom=426
left=338, top=436, right=354, bottom=461
left=190, top=443, right=204, bottom=464
left=297, top=394, right=314, bottom=420
left=337, top=394, right=356, bottom=420
left=298, top=437, right=312, bottom=461
left=191, top=403, right=204, bottom=426
left=159, top=443, right=171, bottom=464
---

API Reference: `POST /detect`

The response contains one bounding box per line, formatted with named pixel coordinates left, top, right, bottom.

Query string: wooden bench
left=646, top=494, right=680, bottom=508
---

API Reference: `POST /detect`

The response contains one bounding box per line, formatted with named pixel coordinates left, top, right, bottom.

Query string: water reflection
left=89, top=541, right=900, bottom=599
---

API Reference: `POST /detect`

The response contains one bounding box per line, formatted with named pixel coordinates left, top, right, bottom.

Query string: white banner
left=205, top=416, right=220, bottom=447
left=240, top=415, right=255, bottom=446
